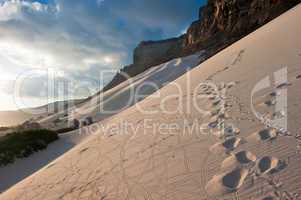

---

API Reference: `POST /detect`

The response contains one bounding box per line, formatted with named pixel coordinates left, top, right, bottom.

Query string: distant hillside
left=0, top=111, right=33, bottom=127
left=103, top=0, right=300, bottom=92
left=0, top=100, right=84, bottom=127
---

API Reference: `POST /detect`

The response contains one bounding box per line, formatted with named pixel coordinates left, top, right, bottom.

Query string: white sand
left=38, top=52, right=204, bottom=129
left=1, top=3, right=301, bottom=200
left=0, top=39, right=204, bottom=195
left=0, top=111, right=33, bottom=127
left=0, top=130, right=88, bottom=193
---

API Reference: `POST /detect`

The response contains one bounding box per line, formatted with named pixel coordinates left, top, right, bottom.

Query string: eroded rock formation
left=183, top=0, right=301, bottom=53
left=103, top=0, right=300, bottom=91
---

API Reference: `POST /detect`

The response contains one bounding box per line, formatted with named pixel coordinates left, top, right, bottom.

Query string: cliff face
left=103, top=0, right=300, bottom=92
left=134, top=37, right=184, bottom=68
left=103, top=37, right=184, bottom=91
left=184, top=0, right=301, bottom=53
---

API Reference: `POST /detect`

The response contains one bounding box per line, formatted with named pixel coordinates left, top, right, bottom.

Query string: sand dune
left=0, top=129, right=89, bottom=193
left=0, top=111, right=33, bottom=127
left=1, top=3, right=301, bottom=200
left=0, top=45, right=204, bottom=194
left=38, top=52, right=204, bottom=130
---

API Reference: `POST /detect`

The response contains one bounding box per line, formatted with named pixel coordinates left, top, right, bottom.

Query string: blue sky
left=0, top=0, right=206, bottom=110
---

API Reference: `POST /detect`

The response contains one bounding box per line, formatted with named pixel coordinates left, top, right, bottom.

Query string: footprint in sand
left=230, top=49, right=245, bottom=66
left=221, top=151, right=257, bottom=171
left=254, top=89, right=282, bottom=108
left=226, top=81, right=238, bottom=89
left=223, top=124, right=240, bottom=138
left=218, top=112, right=230, bottom=120
left=254, top=96, right=276, bottom=109
left=256, top=193, right=280, bottom=200
left=272, top=110, right=286, bottom=119
left=255, top=156, right=284, bottom=176
left=276, top=82, right=292, bottom=89
left=210, top=137, right=243, bottom=153
left=218, top=83, right=226, bottom=90
left=199, top=89, right=217, bottom=97
left=205, top=168, right=249, bottom=197
left=199, top=84, right=211, bottom=90
left=218, top=82, right=233, bottom=94
left=264, top=99, right=276, bottom=107
left=205, top=89, right=216, bottom=96
left=199, top=84, right=213, bottom=90
left=211, top=108, right=222, bottom=116
left=200, top=97, right=222, bottom=110
left=79, top=147, right=89, bottom=154
left=212, top=99, right=222, bottom=107
left=208, top=116, right=220, bottom=129
left=247, top=128, right=278, bottom=143
left=208, top=95, right=220, bottom=101
left=208, top=114, right=227, bottom=128
left=269, top=90, right=281, bottom=97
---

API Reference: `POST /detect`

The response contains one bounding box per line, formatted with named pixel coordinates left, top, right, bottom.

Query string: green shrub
left=0, top=129, right=59, bottom=167
left=55, top=127, right=77, bottom=134
left=0, top=127, right=9, bottom=131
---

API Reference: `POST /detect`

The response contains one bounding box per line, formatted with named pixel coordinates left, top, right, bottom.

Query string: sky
left=0, top=0, right=206, bottom=111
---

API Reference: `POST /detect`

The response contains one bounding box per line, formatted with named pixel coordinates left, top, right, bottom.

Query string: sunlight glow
left=103, top=56, right=113, bottom=64
left=0, top=40, right=54, bottom=69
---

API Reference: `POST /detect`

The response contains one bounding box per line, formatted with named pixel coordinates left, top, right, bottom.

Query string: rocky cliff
left=183, top=0, right=301, bottom=53
left=103, top=0, right=300, bottom=92
left=134, top=37, right=184, bottom=68
left=103, top=37, right=185, bottom=91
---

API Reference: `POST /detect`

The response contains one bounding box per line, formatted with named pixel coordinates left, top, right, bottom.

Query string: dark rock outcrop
left=103, top=0, right=300, bottom=92
left=183, top=0, right=301, bottom=54
left=134, top=37, right=184, bottom=68
left=102, top=36, right=185, bottom=91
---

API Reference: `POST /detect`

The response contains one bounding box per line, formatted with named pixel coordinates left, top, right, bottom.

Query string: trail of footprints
left=198, top=82, right=291, bottom=199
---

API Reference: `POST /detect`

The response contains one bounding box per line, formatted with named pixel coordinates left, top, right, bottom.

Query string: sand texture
left=1, top=3, right=301, bottom=200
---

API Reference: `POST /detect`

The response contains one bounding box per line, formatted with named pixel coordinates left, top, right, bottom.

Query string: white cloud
left=0, top=0, right=201, bottom=110
left=0, top=0, right=59, bottom=22
left=31, top=2, right=45, bottom=11
left=0, top=40, right=48, bottom=68
left=0, top=1, right=20, bottom=21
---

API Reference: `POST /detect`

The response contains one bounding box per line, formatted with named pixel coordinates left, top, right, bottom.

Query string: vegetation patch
left=55, top=127, right=77, bottom=134
left=0, top=127, right=10, bottom=132
left=0, top=129, right=59, bottom=167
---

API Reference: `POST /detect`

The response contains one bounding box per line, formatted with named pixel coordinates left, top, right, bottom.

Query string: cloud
left=0, top=0, right=20, bottom=21
left=0, top=0, right=59, bottom=21
left=0, top=0, right=206, bottom=109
